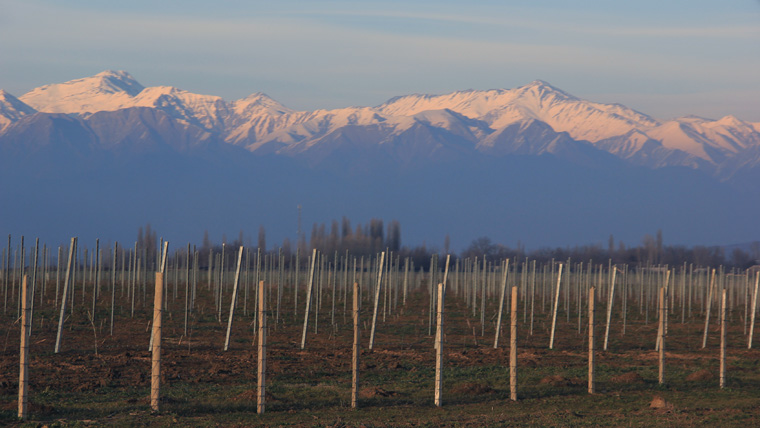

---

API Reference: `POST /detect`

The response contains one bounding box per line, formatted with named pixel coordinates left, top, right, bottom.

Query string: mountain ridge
left=2, top=70, right=760, bottom=184
left=2, top=71, right=759, bottom=249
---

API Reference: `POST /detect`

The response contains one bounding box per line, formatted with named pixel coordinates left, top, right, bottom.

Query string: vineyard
left=2, top=237, right=760, bottom=426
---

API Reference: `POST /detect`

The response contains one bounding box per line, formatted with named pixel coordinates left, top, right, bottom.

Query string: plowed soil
left=2, top=280, right=760, bottom=426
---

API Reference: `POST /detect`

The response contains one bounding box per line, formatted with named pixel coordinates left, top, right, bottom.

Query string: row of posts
left=17, top=255, right=743, bottom=420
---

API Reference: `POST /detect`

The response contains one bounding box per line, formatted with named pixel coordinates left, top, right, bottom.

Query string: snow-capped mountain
left=0, top=90, right=36, bottom=132
left=3, top=71, right=760, bottom=249
left=225, top=93, right=299, bottom=145
left=3, top=70, right=760, bottom=182
left=19, top=70, right=145, bottom=114
left=377, top=80, right=661, bottom=142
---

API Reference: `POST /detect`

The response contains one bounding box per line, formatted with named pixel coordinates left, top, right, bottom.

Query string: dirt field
left=2, top=275, right=760, bottom=427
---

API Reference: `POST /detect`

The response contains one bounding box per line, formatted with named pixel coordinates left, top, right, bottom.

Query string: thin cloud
left=288, top=7, right=760, bottom=40
left=3, top=0, right=759, bottom=119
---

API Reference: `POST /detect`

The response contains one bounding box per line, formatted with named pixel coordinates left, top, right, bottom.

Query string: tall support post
left=434, top=255, right=450, bottom=350
left=184, top=243, right=190, bottom=335
left=442, top=254, right=451, bottom=290
left=480, top=256, right=486, bottom=336
left=151, top=272, right=164, bottom=412
left=277, top=249, right=284, bottom=327
left=294, top=248, right=300, bottom=321
left=257, top=280, right=267, bottom=414
left=111, top=242, right=117, bottom=336
left=655, top=270, right=671, bottom=351
left=549, top=263, right=564, bottom=349
left=217, top=244, right=225, bottom=322
left=530, top=261, right=536, bottom=335
left=434, top=282, right=444, bottom=407
left=702, top=269, right=716, bottom=349
left=749, top=272, right=759, bottom=349
left=18, top=236, right=25, bottom=318
left=55, top=246, right=61, bottom=311
left=91, top=238, right=99, bottom=321
left=300, top=249, right=317, bottom=350
left=509, top=285, right=518, bottom=401
left=28, top=239, right=39, bottom=334
left=55, top=237, right=76, bottom=354
left=351, top=282, right=360, bottom=409
left=3, top=235, right=9, bottom=315
left=149, top=242, right=169, bottom=352
left=18, top=275, right=30, bottom=420
left=658, top=286, right=666, bottom=385
left=368, top=251, right=385, bottom=350
left=494, top=259, right=510, bottom=349
left=588, top=286, right=596, bottom=394
left=681, top=262, right=687, bottom=324
left=403, top=257, right=409, bottom=306
left=603, top=267, right=617, bottom=351
left=224, top=246, right=244, bottom=351
left=720, top=287, right=727, bottom=389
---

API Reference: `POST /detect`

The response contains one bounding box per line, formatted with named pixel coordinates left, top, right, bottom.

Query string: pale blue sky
left=2, top=0, right=759, bottom=120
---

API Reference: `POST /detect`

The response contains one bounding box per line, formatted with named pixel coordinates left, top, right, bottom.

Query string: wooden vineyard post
left=110, top=242, right=117, bottom=336
left=3, top=235, right=8, bottom=315
left=588, top=286, right=596, bottom=394
left=603, top=267, right=617, bottom=351
left=28, top=239, right=38, bottom=334
left=434, top=282, right=444, bottom=407
left=149, top=242, right=169, bottom=352
left=720, top=287, right=727, bottom=389
left=658, top=286, right=665, bottom=385
left=702, top=269, right=716, bottom=349
left=749, top=272, right=759, bottom=349
left=18, top=236, right=24, bottom=319
left=257, top=280, right=266, bottom=414
left=184, top=243, right=190, bottom=335
left=509, top=285, right=518, bottom=401
left=300, top=249, right=317, bottom=350
left=55, top=237, right=76, bottom=354
left=434, top=255, right=450, bottom=350
left=352, top=282, right=360, bottom=409
left=549, top=263, right=563, bottom=349
left=90, top=238, right=98, bottom=322
left=403, top=258, right=409, bottom=306
left=494, top=259, right=510, bottom=349
left=655, top=270, right=671, bottom=351
left=369, top=251, right=385, bottom=350
left=18, top=275, right=29, bottom=420
left=151, top=272, right=164, bottom=412
left=224, top=246, right=244, bottom=351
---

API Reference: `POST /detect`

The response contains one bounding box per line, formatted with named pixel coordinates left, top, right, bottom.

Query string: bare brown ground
left=1, top=280, right=759, bottom=425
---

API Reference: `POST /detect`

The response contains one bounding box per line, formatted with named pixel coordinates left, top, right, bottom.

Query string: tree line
left=138, top=221, right=757, bottom=270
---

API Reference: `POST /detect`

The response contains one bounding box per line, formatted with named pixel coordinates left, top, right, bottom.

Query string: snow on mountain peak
left=6, top=71, right=760, bottom=174
left=237, top=92, right=277, bottom=103
left=516, top=79, right=577, bottom=101
left=232, top=92, right=293, bottom=115
left=377, top=88, right=514, bottom=119
left=715, top=115, right=745, bottom=127
left=375, top=81, right=662, bottom=143
left=129, top=86, right=231, bottom=131
left=19, top=70, right=145, bottom=114
left=92, top=70, right=143, bottom=93
left=0, top=89, right=37, bottom=131
left=0, top=89, right=31, bottom=109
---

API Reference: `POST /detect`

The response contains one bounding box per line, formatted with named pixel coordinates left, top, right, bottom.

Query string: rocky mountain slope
left=2, top=71, right=758, bottom=248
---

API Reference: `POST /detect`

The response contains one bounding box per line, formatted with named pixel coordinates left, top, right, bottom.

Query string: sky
left=1, top=0, right=759, bottom=121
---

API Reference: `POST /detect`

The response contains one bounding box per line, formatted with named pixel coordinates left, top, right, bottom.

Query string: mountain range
left=1, top=71, right=758, bottom=249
